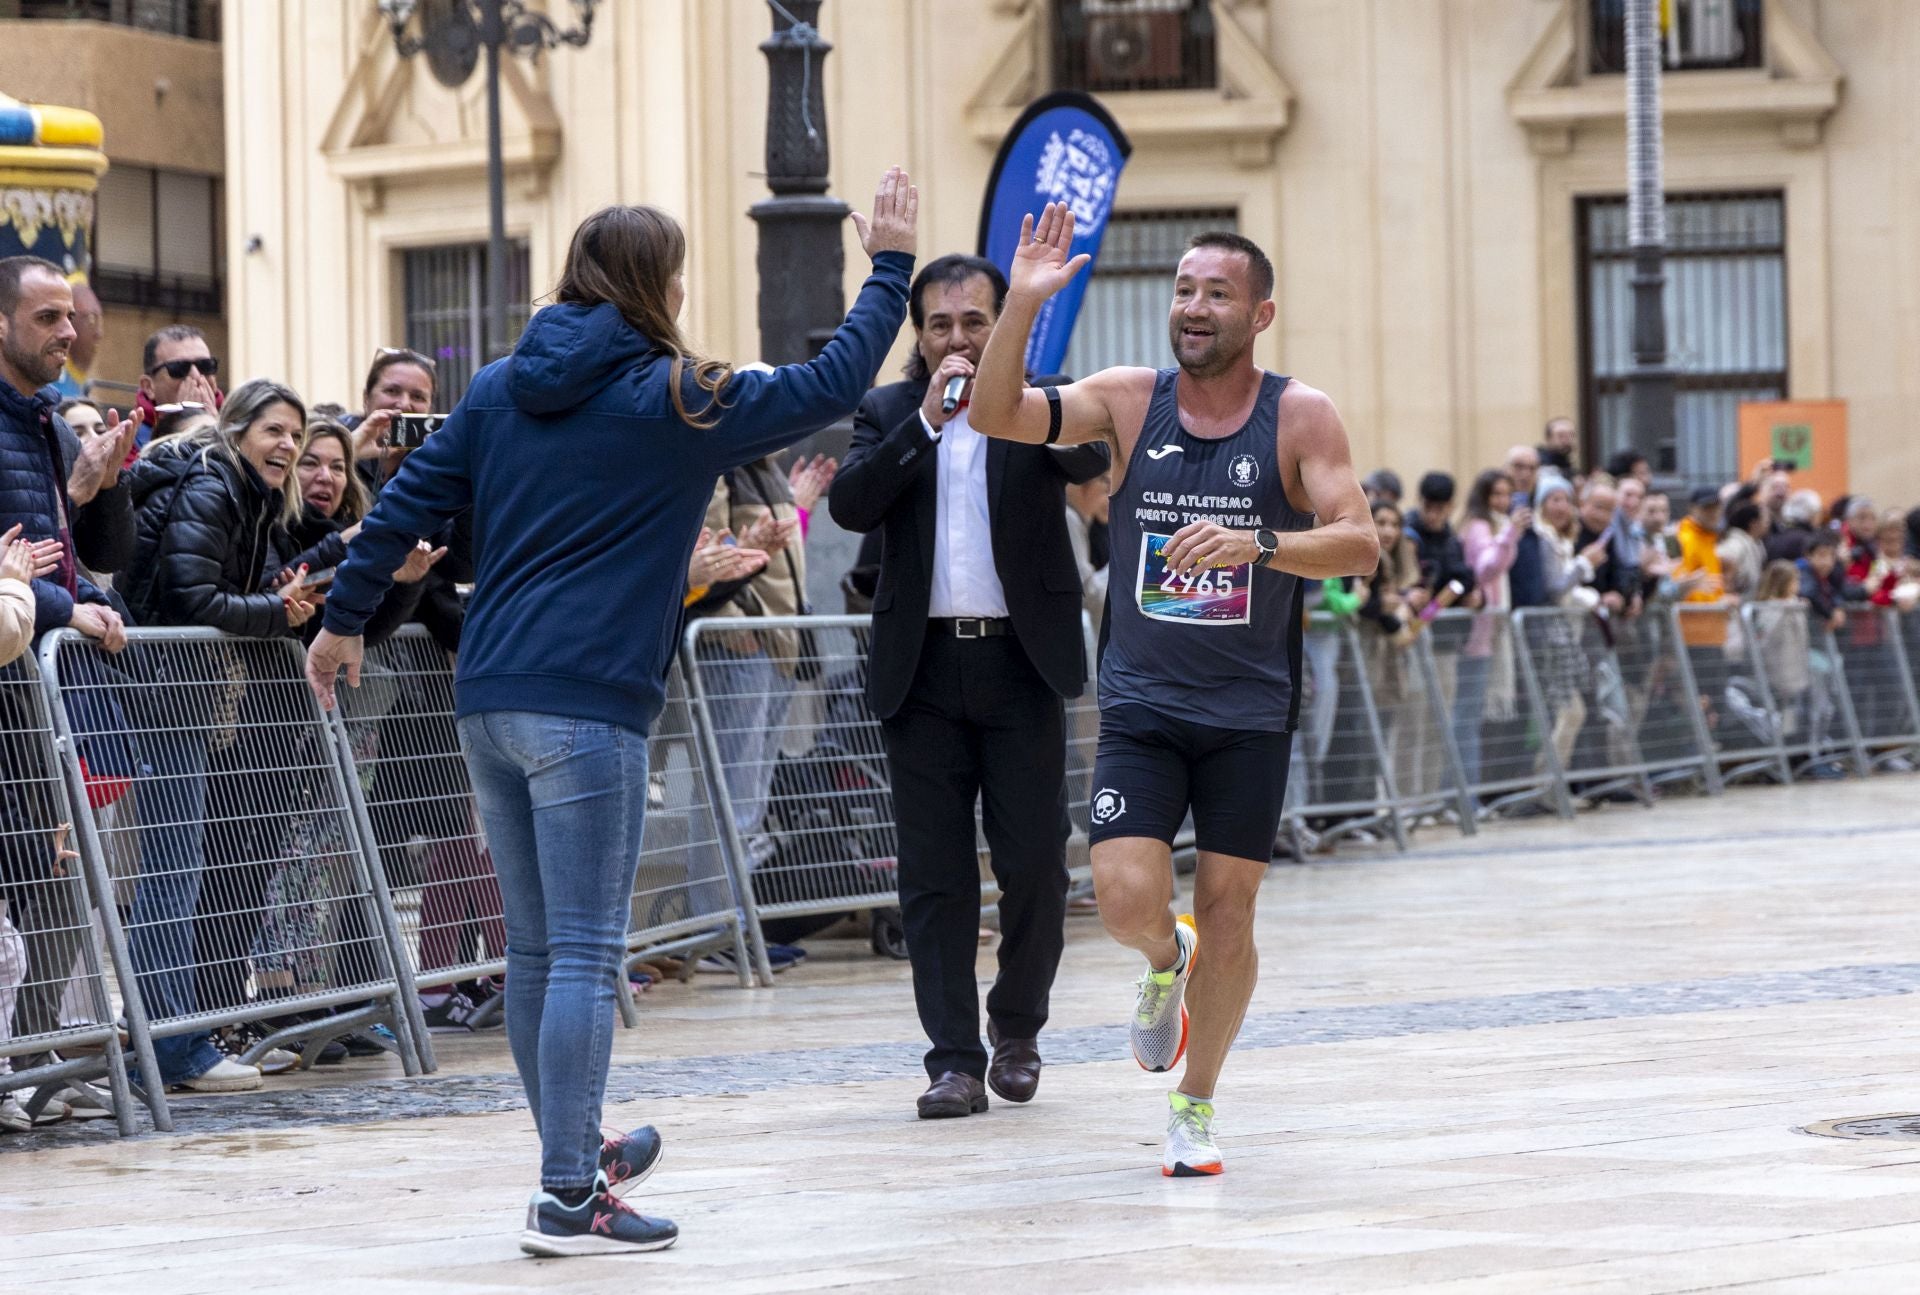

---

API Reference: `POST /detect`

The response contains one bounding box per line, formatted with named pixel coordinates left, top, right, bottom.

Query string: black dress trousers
left=880, top=629, right=1068, bottom=1081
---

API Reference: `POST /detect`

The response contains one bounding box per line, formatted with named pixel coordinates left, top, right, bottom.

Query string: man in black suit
left=828, top=254, right=1106, bottom=1120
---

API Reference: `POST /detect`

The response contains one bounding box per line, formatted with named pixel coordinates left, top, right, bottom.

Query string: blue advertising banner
left=977, top=92, right=1131, bottom=377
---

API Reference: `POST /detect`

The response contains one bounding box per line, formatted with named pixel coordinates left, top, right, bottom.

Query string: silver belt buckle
left=955, top=618, right=982, bottom=639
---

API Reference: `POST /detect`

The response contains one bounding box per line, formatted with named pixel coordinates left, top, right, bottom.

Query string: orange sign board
left=1737, top=400, right=1847, bottom=505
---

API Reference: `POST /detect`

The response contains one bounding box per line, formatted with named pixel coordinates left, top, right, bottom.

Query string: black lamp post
left=751, top=0, right=849, bottom=367
left=380, top=0, right=596, bottom=364
left=1624, top=0, right=1676, bottom=473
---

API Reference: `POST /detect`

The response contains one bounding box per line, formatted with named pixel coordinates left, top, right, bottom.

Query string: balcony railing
left=1052, top=0, right=1216, bottom=94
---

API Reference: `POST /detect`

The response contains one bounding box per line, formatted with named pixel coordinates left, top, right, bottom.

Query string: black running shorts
left=1087, top=702, right=1294, bottom=862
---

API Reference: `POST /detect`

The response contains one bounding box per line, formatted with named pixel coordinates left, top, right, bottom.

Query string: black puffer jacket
left=121, top=443, right=292, bottom=637
left=269, top=507, right=424, bottom=648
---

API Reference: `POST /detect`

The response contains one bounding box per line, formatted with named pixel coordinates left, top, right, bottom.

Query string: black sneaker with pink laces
left=519, top=1169, right=677, bottom=1257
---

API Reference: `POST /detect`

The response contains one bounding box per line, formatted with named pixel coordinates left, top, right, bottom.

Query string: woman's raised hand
left=850, top=165, right=918, bottom=261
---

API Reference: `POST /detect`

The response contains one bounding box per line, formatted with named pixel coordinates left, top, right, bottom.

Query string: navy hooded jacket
left=323, top=250, right=914, bottom=734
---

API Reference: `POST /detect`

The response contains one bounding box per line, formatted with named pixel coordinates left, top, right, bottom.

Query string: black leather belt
left=931, top=616, right=1012, bottom=639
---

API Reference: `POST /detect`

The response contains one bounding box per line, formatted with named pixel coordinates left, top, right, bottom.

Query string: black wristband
left=1043, top=386, right=1063, bottom=446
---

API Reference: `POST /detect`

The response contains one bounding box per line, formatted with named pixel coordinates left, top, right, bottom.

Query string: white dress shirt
left=920, top=405, right=1009, bottom=618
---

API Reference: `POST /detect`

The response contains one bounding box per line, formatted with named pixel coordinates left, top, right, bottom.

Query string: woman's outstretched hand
left=851, top=165, right=918, bottom=262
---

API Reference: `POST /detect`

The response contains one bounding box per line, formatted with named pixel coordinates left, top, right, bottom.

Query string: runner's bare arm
left=970, top=202, right=1139, bottom=449
left=1270, top=384, right=1379, bottom=580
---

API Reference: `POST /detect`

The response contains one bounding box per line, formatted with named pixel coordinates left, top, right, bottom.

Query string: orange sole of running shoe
left=1164, top=1162, right=1223, bottom=1177
left=1136, top=1003, right=1190, bottom=1073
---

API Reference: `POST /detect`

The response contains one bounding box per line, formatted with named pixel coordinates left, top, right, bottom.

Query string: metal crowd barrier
left=682, top=615, right=902, bottom=967
left=1421, top=609, right=1573, bottom=819
left=342, top=628, right=761, bottom=1013
left=16, top=594, right=1920, bottom=1140
left=1287, top=616, right=1410, bottom=850
left=0, top=654, right=145, bottom=1134
left=1833, top=606, right=1920, bottom=772
left=41, top=628, right=427, bottom=1134
left=1672, top=602, right=1794, bottom=785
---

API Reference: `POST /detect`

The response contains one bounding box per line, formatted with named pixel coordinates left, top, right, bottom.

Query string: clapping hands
left=688, top=529, right=769, bottom=587
left=788, top=454, right=838, bottom=513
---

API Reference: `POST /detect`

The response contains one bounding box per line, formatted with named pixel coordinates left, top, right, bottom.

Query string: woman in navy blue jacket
left=306, top=168, right=917, bottom=1255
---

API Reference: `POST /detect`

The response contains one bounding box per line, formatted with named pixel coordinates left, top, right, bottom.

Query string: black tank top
left=1101, top=368, right=1313, bottom=732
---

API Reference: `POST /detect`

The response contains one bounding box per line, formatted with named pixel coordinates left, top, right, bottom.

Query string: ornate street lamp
left=379, top=0, right=597, bottom=363
left=751, top=0, right=848, bottom=368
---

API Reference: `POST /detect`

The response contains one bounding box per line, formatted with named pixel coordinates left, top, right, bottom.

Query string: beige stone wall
left=216, top=0, right=1919, bottom=501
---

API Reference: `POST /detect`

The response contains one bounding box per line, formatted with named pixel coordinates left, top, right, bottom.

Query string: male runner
left=968, top=204, right=1378, bottom=1176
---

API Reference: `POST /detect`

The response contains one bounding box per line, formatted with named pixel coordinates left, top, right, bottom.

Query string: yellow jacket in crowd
left=1674, top=516, right=1724, bottom=602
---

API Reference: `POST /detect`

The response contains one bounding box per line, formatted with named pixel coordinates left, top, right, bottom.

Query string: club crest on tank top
left=1101, top=369, right=1314, bottom=733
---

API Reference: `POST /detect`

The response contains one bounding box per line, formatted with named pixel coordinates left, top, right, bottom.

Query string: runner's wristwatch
left=1252, top=528, right=1279, bottom=568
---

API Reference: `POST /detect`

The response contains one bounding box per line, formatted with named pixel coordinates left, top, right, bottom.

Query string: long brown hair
left=553, top=205, right=731, bottom=427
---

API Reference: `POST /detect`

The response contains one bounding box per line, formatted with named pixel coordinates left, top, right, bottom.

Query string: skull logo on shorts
left=1091, top=787, right=1127, bottom=825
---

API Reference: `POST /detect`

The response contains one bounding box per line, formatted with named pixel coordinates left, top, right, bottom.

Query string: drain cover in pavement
left=1802, top=1115, right=1920, bottom=1142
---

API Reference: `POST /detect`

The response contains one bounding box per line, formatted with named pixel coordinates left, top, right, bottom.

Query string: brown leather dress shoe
left=917, top=1071, right=989, bottom=1119
left=987, top=1023, right=1041, bottom=1103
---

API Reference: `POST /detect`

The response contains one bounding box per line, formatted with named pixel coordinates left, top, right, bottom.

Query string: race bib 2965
left=1136, top=532, right=1252, bottom=626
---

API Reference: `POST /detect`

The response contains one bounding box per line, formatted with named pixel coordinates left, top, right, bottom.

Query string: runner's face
left=1168, top=247, right=1260, bottom=378
left=914, top=274, right=997, bottom=376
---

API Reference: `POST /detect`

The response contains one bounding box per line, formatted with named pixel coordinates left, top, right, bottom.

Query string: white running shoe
left=1162, top=1091, right=1223, bottom=1177
left=0, top=1092, right=70, bottom=1130
left=175, top=1058, right=263, bottom=1093
left=1130, top=914, right=1198, bottom=1073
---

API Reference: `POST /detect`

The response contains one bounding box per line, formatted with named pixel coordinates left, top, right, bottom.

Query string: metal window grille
left=401, top=242, right=532, bottom=411
left=90, top=163, right=224, bottom=317
left=1588, top=0, right=1762, bottom=74
left=1061, top=207, right=1236, bottom=379
left=14, top=0, right=220, bottom=39
left=1577, top=189, right=1787, bottom=486
left=1052, top=0, right=1217, bottom=94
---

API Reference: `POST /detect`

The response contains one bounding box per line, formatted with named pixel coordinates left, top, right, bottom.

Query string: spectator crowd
left=3, top=247, right=1918, bottom=1132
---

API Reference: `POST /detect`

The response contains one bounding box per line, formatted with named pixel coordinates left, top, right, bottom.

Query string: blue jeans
left=457, top=710, right=650, bottom=1190
left=122, top=708, right=223, bottom=1086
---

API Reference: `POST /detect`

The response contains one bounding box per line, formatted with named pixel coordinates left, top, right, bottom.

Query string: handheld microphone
left=941, top=374, right=968, bottom=415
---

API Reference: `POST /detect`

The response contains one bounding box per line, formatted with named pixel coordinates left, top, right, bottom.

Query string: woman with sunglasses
left=307, top=167, right=917, bottom=1256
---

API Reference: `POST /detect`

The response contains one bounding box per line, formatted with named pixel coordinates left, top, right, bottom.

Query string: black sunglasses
left=147, top=356, right=220, bottom=380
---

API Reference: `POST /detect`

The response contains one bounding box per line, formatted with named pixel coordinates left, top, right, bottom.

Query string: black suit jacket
left=828, top=376, right=1109, bottom=720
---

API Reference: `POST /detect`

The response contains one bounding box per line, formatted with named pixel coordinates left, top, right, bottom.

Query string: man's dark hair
left=1604, top=448, right=1647, bottom=479
left=1805, top=530, right=1839, bottom=554
left=1186, top=232, right=1274, bottom=303
left=1418, top=471, right=1456, bottom=505
left=0, top=256, right=65, bottom=318
left=143, top=323, right=208, bottom=374
left=1727, top=501, right=1762, bottom=534
left=905, top=255, right=1007, bottom=382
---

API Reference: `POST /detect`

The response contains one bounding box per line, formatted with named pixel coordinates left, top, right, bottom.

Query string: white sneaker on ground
left=1130, top=914, right=1198, bottom=1073
left=0, top=1092, right=72, bottom=1130
left=1162, top=1090, right=1223, bottom=1177
left=174, top=1058, right=262, bottom=1093
left=254, top=1048, right=301, bottom=1076
left=51, top=1083, right=113, bottom=1120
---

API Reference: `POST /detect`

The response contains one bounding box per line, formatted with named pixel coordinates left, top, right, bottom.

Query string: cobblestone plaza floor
left=7, top=777, right=1920, bottom=1292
